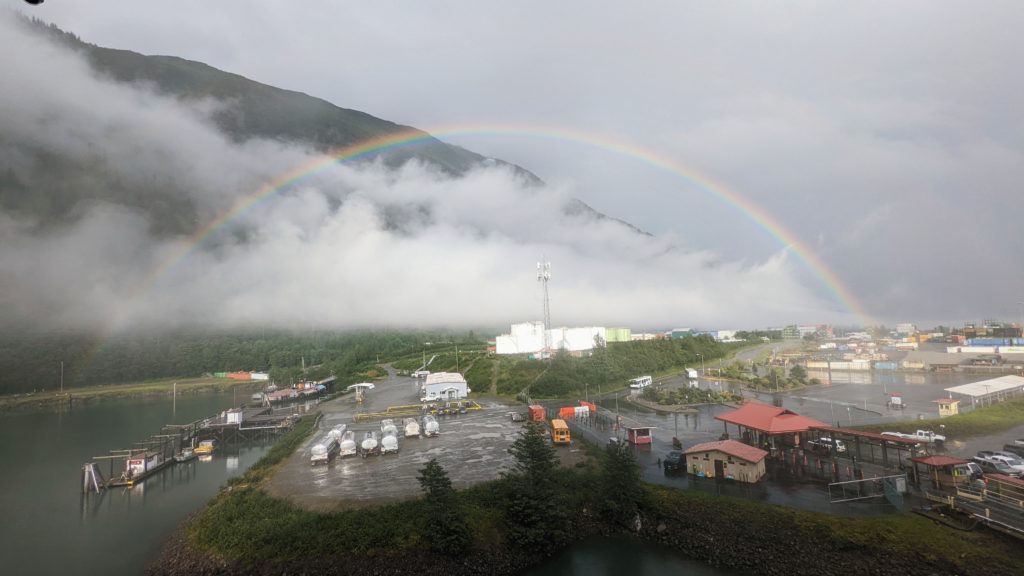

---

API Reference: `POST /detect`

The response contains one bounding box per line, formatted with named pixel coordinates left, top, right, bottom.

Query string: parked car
left=976, top=451, right=1024, bottom=474
left=663, top=450, right=684, bottom=473
left=806, top=437, right=847, bottom=454
left=952, top=462, right=984, bottom=480
left=1001, top=444, right=1024, bottom=458
left=972, top=457, right=1024, bottom=478
left=990, top=452, right=1024, bottom=473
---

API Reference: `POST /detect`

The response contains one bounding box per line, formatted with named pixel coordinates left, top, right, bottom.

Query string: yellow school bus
left=551, top=419, right=571, bottom=445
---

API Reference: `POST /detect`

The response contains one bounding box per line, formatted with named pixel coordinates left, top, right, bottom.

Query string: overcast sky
left=9, top=1, right=1024, bottom=330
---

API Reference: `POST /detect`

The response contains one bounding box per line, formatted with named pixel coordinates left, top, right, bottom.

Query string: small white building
left=421, top=372, right=470, bottom=401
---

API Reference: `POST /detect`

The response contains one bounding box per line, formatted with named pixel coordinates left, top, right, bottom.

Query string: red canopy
left=715, top=403, right=825, bottom=434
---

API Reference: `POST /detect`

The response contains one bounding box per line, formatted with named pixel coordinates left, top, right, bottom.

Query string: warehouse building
left=420, top=372, right=470, bottom=401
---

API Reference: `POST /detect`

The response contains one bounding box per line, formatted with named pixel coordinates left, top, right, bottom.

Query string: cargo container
left=873, top=361, right=898, bottom=370
left=528, top=405, right=546, bottom=422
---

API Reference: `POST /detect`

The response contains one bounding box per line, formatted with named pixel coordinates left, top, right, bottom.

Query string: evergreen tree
left=417, top=458, right=469, bottom=553
left=503, top=422, right=569, bottom=550
left=600, top=439, right=644, bottom=527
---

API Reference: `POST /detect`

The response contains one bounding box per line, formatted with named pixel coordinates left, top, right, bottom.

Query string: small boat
left=174, top=447, right=197, bottom=463
left=194, top=439, right=217, bottom=455
left=338, top=430, right=358, bottom=457
left=403, top=417, right=421, bottom=438
left=110, top=450, right=172, bottom=487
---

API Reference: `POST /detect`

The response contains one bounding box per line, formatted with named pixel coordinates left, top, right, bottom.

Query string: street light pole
left=698, top=353, right=705, bottom=376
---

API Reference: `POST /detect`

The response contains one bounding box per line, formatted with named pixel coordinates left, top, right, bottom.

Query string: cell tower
left=537, top=260, right=551, bottom=352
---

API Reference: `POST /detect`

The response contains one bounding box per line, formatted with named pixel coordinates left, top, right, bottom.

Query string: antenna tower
left=537, top=260, right=552, bottom=352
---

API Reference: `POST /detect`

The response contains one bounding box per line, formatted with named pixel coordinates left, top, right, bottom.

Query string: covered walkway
left=715, top=402, right=826, bottom=452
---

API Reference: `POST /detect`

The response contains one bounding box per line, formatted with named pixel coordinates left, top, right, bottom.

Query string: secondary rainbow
left=147, top=123, right=871, bottom=323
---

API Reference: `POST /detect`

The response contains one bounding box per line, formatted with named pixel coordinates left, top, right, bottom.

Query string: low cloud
left=0, top=14, right=848, bottom=334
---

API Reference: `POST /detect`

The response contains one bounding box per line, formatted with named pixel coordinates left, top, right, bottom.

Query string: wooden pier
left=81, top=402, right=302, bottom=493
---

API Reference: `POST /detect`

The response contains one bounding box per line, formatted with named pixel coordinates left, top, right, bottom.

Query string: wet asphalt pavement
left=264, top=371, right=527, bottom=509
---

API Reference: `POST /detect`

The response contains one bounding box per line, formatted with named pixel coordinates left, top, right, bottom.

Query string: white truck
left=881, top=429, right=946, bottom=444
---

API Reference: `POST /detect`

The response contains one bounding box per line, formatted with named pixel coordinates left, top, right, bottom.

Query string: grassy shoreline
left=855, top=396, right=1024, bottom=438
left=0, top=377, right=262, bottom=414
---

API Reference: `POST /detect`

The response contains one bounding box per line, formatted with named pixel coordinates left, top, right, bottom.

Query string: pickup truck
left=880, top=430, right=946, bottom=444
left=806, top=437, right=847, bottom=454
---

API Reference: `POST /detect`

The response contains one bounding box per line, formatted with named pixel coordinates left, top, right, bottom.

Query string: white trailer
left=421, top=414, right=440, bottom=437
left=338, top=430, right=357, bottom=457
left=380, top=419, right=398, bottom=437
left=310, top=437, right=339, bottom=465
left=381, top=429, right=399, bottom=454
left=403, top=417, right=421, bottom=438
left=360, top=430, right=380, bottom=457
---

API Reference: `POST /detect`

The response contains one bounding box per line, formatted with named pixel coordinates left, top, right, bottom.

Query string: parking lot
left=264, top=371, right=529, bottom=510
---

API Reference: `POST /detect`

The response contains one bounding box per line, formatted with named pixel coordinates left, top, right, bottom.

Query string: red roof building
left=684, top=439, right=769, bottom=483
left=714, top=402, right=827, bottom=453
left=685, top=440, right=769, bottom=463
left=715, top=403, right=826, bottom=434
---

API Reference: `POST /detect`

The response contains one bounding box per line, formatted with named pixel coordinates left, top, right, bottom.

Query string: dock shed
left=685, top=439, right=768, bottom=482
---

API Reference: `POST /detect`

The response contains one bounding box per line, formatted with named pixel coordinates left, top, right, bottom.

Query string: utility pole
left=60, top=361, right=64, bottom=394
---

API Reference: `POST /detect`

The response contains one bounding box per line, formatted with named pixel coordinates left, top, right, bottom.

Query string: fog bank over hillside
left=0, top=13, right=846, bottom=333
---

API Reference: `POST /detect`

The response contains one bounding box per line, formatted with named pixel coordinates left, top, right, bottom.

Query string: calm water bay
left=0, top=392, right=270, bottom=576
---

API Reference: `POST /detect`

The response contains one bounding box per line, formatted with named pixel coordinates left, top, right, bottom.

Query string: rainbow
left=144, top=123, right=871, bottom=325
left=77, top=124, right=873, bottom=375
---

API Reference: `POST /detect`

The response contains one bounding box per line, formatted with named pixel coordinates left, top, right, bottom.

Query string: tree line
left=0, top=330, right=476, bottom=394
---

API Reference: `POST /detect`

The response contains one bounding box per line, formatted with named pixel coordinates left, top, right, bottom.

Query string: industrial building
left=494, top=322, right=630, bottom=354
left=420, top=372, right=470, bottom=401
